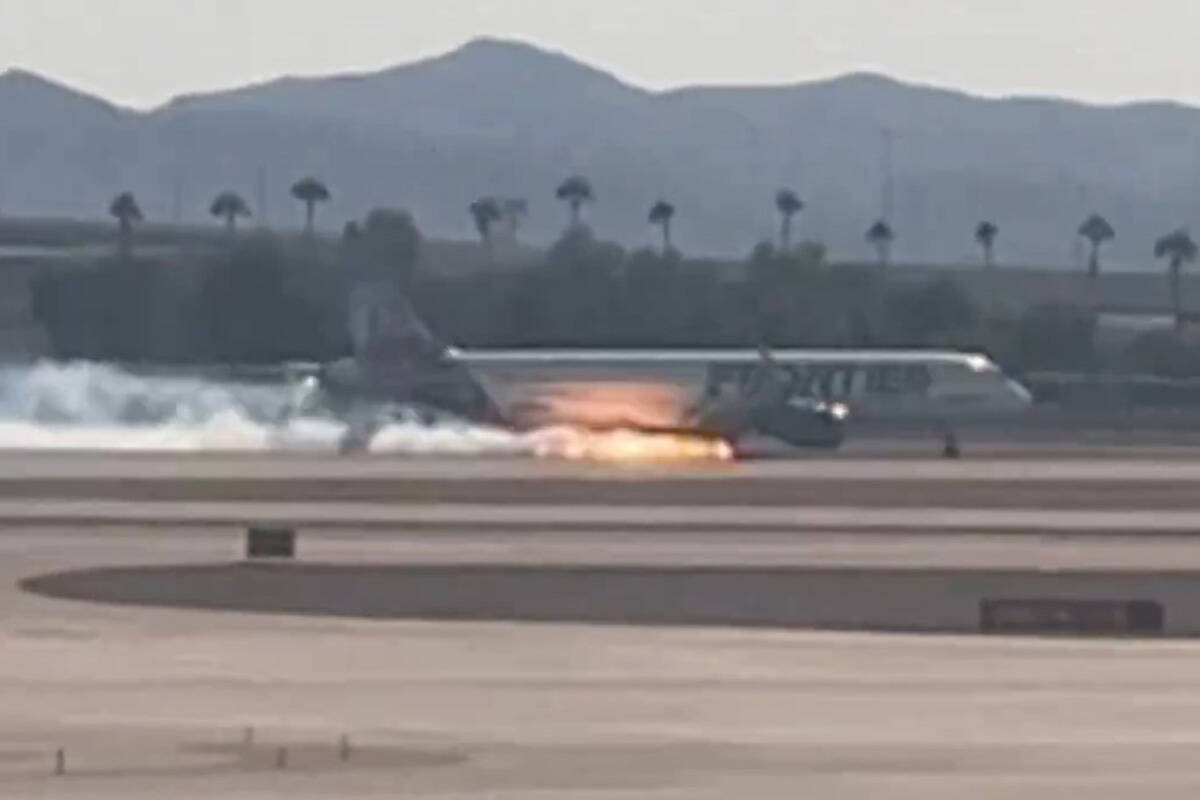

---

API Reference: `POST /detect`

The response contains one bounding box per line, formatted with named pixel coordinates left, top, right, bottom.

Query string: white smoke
left=0, top=361, right=529, bottom=454
left=0, top=362, right=729, bottom=461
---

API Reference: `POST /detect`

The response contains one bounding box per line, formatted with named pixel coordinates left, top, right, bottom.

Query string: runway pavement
left=4, top=448, right=1200, bottom=796
left=9, top=526, right=1200, bottom=797
left=5, top=451, right=1200, bottom=510
left=10, top=450, right=1200, bottom=631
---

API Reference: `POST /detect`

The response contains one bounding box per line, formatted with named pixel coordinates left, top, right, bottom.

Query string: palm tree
left=290, top=177, right=330, bottom=236
left=1078, top=214, right=1115, bottom=279
left=1155, top=229, right=1198, bottom=330
left=648, top=199, right=676, bottom=252
left=109, top=191, right=142, bottom=258
left=975, top=221, right=999, bottom=268
left=468, top=197, right=502, bottom=254
left=774, top=189, right=804, bottom=250
left=501, top=198, right=528, bottom=241
left=210, top=191, right=251, bottom=236
left=555, top=176, right=594, bottom=229
left=866, top=219, right=895, bottom=268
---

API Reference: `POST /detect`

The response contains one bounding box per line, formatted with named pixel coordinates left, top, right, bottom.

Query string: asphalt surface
left=6, top=451, right=1200, bottom=511
left=4, top=448, right=1200, bottom=796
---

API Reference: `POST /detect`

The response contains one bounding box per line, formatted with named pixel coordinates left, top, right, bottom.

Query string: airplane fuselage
left=316, top=279, right=1032, bottom=451
left=457, top=349, right=1032, bottom=431
left=309, top=347, right=1032, bottom=454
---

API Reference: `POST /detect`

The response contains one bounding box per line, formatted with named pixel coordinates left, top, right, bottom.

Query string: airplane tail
left=348, top=280, right=446, bottom=364
left=343, top=279, right=505, bottom=424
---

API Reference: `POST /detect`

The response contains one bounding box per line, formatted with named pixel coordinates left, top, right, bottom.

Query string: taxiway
left=2, top=448, right=1200, bottom=797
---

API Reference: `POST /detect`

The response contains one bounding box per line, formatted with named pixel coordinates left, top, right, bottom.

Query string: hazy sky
left=3, top=0, right=1199, bottom=109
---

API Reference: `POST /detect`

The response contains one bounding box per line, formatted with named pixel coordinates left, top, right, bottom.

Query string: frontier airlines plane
left=294, top=283, right=1033, bottom=454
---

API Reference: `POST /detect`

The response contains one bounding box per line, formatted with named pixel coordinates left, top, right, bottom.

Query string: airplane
left=290, top=279, right=1033, bottom=455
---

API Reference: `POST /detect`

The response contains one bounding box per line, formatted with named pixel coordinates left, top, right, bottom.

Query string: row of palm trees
left=500, top=176, right=1200, bottom=325
left=100, top=169, right=1105, bottom=276
left=515, top=177, right=1196, bottom=286
left=106, top=177, right=333, bottom=251
left=107, top=171, right=1200, bottom=314
left=470, top=178, right=819, bottom=257
left=468, top=176, right=930, bottom=271
left=1051, top=213, right=1197, bottom=327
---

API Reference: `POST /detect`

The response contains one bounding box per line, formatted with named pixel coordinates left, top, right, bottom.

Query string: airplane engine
left=750, top=396, right=848, bottom=448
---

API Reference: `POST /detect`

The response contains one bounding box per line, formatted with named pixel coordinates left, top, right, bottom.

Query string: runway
left=5, top=448, right=1200, bottom=796
left=7, top=451, right=1200, bottom=510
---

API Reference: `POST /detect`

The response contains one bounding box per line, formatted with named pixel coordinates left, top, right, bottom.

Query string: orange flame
left=531, top=427, right=734, bottom=463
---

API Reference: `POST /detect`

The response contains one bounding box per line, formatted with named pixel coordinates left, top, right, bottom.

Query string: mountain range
left=3, top=37, right=1200, bottom=267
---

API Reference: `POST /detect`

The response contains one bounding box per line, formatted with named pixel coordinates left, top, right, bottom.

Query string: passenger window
left=866, top=365, right=902, bottom=395
left=849, top=368, right=867, bottom=397
left=811, top=366, right=833, bottom=397
left=904, top=365, right=932, bottom=395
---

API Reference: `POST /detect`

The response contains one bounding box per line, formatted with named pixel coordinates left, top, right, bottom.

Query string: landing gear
left=338, top=408, right=382, bottom=455
left=942, top=428, right=961, bottom=459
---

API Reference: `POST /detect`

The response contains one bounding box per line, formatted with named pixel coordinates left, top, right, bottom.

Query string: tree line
left=99, top=169, right=1200, bottom=330
left=29, top=201, right=1200, bottom=379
